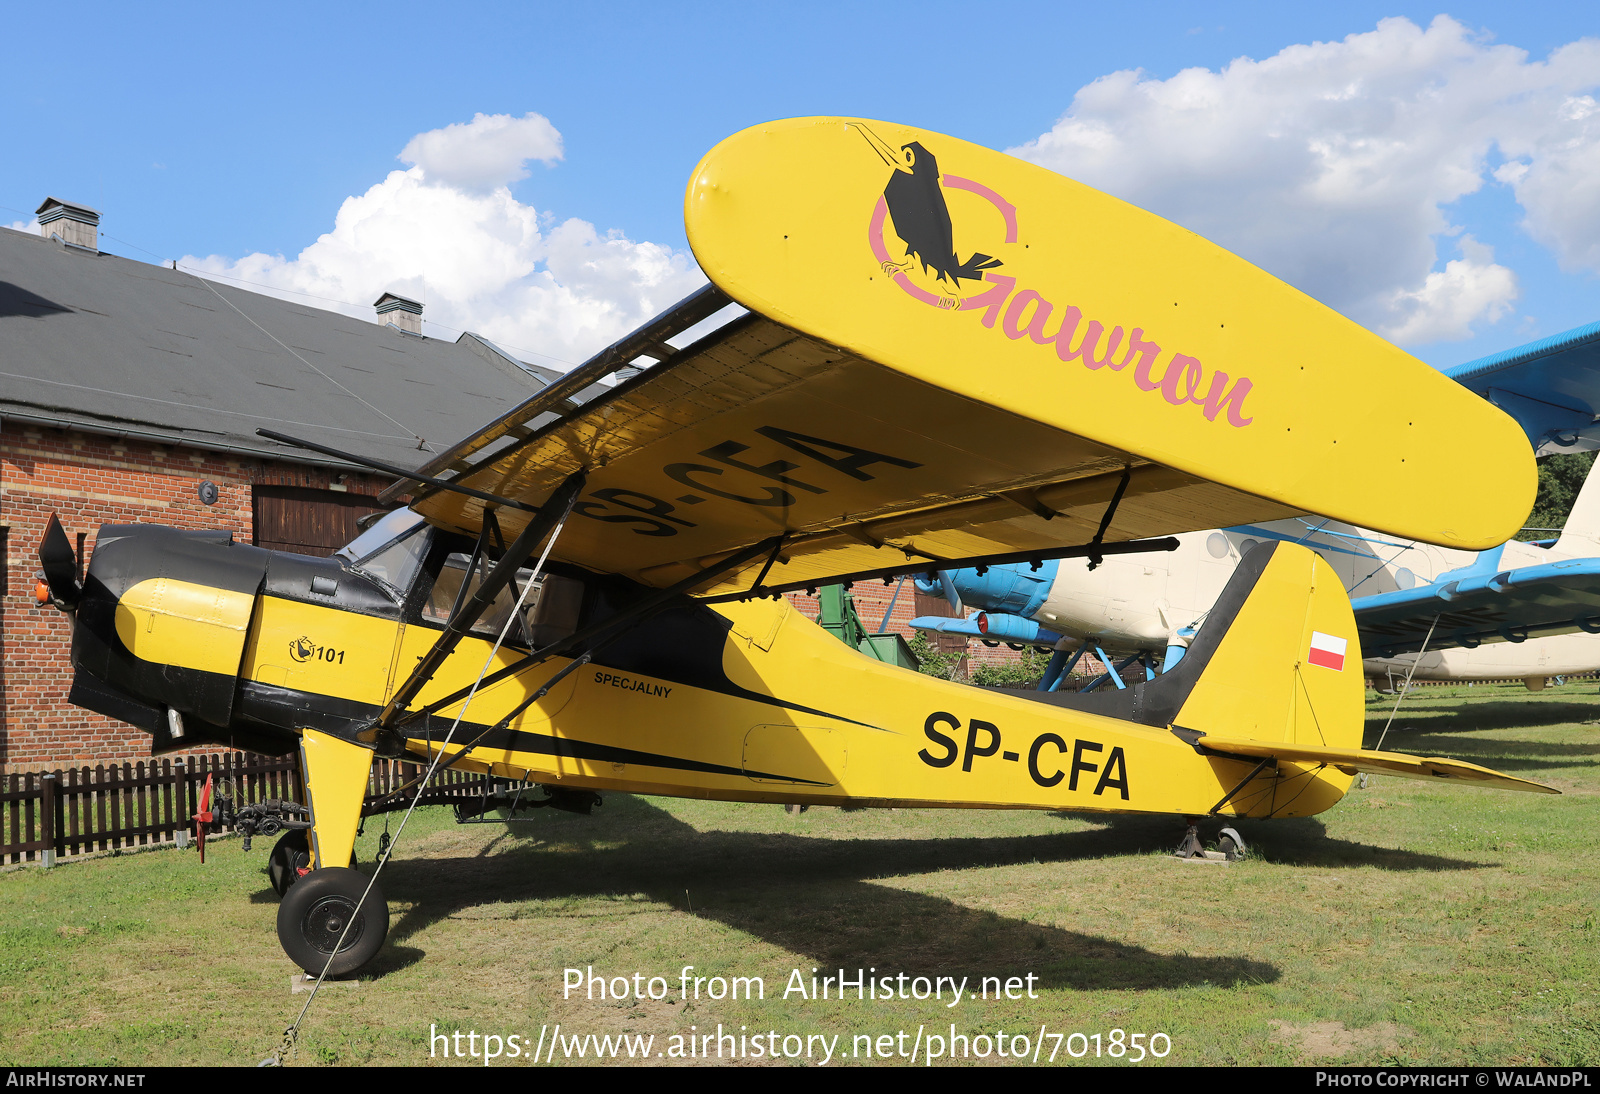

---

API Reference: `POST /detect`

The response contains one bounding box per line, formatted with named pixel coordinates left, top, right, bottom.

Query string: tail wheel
left=276, top=867, right=388, bottom=977
left=268, top=830, right=358, bottom=898
left=268, top=830, right=311, bottom=898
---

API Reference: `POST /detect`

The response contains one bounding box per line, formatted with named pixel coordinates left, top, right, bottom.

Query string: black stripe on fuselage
left=572, top=574, right=884, bottom=730
left=234, top=680, right=832, bottom=786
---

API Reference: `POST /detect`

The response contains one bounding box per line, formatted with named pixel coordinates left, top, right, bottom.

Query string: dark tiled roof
left=0, top=226, right=600, bottom=471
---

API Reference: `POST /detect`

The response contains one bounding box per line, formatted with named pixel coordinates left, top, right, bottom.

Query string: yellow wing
left=381, top=117, right=1533, bottom=596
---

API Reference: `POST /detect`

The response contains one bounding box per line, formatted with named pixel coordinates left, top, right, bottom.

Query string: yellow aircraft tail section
left=1047, top=541, right=1364, bottom=816
left=1146, top=542, right=1554, bottom=803
left=1170, top=541, right=1364, bottom=753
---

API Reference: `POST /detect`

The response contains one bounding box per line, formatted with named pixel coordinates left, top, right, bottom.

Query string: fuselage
left=63, top=518, right=1361, bottom=821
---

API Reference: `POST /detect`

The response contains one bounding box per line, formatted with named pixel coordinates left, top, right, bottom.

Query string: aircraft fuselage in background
left=939, top=484, right=1600, bottom=686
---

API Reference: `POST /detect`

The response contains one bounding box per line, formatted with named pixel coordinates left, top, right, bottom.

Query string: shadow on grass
left=1362, top=730, right=1600, bottom=757
left=1054, top=812, right=1485, bottom=872
left=365, top=797, right=1280, bottom=992
left=1365, top=699, right=1600, bottom=734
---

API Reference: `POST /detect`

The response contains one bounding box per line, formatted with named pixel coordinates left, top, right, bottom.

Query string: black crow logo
left=852, top=123, right=1003, bottom=307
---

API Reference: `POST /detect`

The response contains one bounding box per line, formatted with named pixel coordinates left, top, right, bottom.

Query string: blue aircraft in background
left=914, top=320, right=1600, bottom=693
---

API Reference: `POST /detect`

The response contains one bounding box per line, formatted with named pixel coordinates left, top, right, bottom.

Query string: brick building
left=0, top=206, right=601, bottom=770
left=1, top=203, right=1029, bottom=771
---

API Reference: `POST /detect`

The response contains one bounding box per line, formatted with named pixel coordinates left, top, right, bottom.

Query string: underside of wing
left=1445, top=319, right=1600, bottom=456
left=1196, top=735, right=1559, bottom=795
left=1355, top=554, right=1600, bottom=657
left=394, top=295, right=1297, bottom=595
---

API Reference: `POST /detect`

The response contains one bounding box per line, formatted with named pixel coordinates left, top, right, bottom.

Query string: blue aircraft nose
left=914, top=560, right=1060, bottom=619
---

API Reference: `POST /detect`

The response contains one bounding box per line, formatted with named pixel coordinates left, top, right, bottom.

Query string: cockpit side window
left=419, top=551, right=584, bottom=650
left=336, top=509, right=432, bottom=598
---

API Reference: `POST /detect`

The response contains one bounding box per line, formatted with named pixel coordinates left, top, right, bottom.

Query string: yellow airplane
left=36, top=117, right=1554, bottom=978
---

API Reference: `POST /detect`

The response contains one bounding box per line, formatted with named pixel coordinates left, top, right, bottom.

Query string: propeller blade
left=193, top=774, right=214, bottom=865
left=36, top=514, right=80, bottom=607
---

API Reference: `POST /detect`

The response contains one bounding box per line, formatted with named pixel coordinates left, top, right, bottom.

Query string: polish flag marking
left=1308, top=631, right=1347, bottom=671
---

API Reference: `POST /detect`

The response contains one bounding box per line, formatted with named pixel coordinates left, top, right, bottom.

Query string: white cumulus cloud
left=400, top=112, right=563, bottom=191
left=1009, top=16, right=1600, bottom=345
left=1384, top=236, right=1518, bottom=344
left=183, top=113, right=704, bottom=368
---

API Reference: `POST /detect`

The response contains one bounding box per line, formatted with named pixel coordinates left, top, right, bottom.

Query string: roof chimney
left=36, top=197, right=99, bottom=251
left=374, top=292, right=423, bottom=336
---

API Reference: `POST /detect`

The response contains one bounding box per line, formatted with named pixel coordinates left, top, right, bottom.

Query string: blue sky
left=3, top=2, right=1596, bottom=370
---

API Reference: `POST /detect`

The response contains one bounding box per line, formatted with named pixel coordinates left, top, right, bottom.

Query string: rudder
left=1170, top=542, right=1365, bottom=753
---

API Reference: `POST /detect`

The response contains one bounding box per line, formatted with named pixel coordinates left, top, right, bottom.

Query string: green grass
left=1, top=679, right=1597, bottom=1067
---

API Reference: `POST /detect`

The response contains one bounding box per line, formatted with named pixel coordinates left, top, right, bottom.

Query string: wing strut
left=702, top=533, right=1179, bottom=603
left=364, top=470, right=589, bottom=747
left=1087, top=468, right=1132, bottom=571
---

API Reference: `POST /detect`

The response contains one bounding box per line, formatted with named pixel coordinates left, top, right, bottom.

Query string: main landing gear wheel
left=276, top=867, right=388, bottom=977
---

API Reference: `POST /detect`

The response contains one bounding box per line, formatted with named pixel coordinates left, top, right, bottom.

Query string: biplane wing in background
left=1446, top=319, right=1600, bottom=456
left=42, top=118, right=1553, bottom=986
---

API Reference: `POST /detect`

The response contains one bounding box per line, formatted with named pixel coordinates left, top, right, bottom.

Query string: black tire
left=268, top=830, right=311, bottom=898
left=276, top=867, right=388, bottom=977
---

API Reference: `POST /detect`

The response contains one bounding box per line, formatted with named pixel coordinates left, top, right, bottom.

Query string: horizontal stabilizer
left=1195, top=734, right=1558, bottom=795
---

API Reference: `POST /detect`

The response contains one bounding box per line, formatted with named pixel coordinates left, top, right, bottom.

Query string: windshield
left=335, top=509, right=431, bottom=594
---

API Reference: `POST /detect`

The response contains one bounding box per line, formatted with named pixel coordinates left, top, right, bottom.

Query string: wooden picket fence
left=1, top=751, right=512, bottom=867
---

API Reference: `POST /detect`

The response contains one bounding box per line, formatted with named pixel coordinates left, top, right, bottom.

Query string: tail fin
left=1045, top=541, right=1363, bottom=752
left=1552, top=456, right=1600, bottom=555
left=1170, top=541, right=1364, bottom=753
left=1030, top=542, right=1554, bottom=804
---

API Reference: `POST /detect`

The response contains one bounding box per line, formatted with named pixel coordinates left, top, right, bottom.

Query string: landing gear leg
left=280, top=730, right=388, bottom=975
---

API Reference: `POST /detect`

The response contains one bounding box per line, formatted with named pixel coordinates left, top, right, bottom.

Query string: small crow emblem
left=852, top=123, right=1002, bottom=306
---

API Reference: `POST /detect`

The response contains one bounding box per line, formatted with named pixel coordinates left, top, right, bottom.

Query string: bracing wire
left=1358, top=614, right=1442, bottom=792
left=187, top=272, right=431, bottom=451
